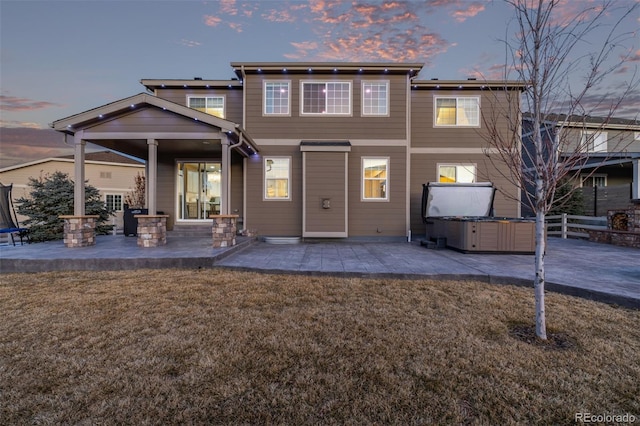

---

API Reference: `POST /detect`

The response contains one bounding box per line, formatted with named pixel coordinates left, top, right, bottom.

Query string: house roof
left=411, top=79, right=527, bottom=90
left=0, top=151, right=144, bottom=173
left=140, top=78, right=243, bottom=92
left=230, top=62, right=423, bottom=78
left=522, top=113, right=640, bottom=130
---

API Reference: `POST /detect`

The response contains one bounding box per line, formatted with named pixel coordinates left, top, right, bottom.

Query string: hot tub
left=422, top=183, right=535, bottom=254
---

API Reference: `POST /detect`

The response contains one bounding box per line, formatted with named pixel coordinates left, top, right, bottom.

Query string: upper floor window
left=264, top=81, right=290, bottom=116
left=362, top=157, right=389, bottom=201
left=105, top=194, right=123, bottom=212
left=438, top=164, right=476, bottom=183
left=362, top=81, right=389, bottom=116
left=188, top=96, right=225, bottom=118
left=581, top=174, right=607, bottom=187
left=581, top=131, right=608, bottom=152
left=434, top=96, right=480, bottom=127
left=264, top=157, right=291, bottom=200
left=301, top=81, right=351, bottom=115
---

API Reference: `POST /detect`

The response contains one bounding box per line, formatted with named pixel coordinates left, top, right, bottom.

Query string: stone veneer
left=587, top=204, right=640, bottom=248
left=60, top=215, right=99, bottom=248
left=211, top=215, right=238, bottom=248
left=135, top=215, right=168, bottom=247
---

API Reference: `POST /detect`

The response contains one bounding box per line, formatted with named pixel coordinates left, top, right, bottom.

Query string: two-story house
left=51, top=62, right=524, bottom=241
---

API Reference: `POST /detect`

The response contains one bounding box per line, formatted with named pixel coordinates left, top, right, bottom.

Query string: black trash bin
left=123, top=205, right=148, bottom=236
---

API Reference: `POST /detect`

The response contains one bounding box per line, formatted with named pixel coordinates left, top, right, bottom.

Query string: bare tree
left=124, top=172, right=146, bottom=209
left=482, top=0, right=638, bottom=339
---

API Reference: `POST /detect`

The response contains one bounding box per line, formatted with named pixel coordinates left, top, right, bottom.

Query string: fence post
left=561, top=213, right=567, bottom=239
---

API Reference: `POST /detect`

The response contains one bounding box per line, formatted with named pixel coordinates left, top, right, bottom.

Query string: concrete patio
left=1, top=235, right=638, bottom=308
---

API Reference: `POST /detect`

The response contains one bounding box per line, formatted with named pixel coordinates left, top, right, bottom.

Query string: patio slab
left=1, top=235, right=638, bottom=308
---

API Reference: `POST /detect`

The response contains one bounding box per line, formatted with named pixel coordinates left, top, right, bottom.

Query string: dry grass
left=1, top=269, right=638, bottom=425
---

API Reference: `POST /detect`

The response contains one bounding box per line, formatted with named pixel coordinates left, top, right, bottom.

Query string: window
left=99, top=171, right=112, bottom=179
left=362, top=157, right=389, bottom=200
left=105, top=194, right=123, bottom=211
left=301, top=81, right=351, bottom=115
left=264, top=157, right=290, bottom=200
left=581, top=174, right=607, bottom=187
left=438, top=164, right=476, bottom=183
left=580, top=131, right=608, bottom=152
left=264, top=81, right=290, bottom=115
left=188, top=96, right=225, bottom=118
left=434, top=97, right=480, bottom=126
left=362, top=81, right=389, bottom=116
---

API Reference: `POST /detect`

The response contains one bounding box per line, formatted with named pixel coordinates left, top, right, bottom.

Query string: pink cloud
left=203, top=15, right=222, bottom=26
left=0, top=95, right=62, bottom=112
left=262, top=8, right=297, bottom=23
left=219, top=0, right=237, bottom=15
left=452, top=3, right=485, bottom=23
left=228, top=22, right=243, bottom=32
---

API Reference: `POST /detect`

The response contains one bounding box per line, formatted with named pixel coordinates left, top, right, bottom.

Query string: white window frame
left=437, top=163, right=477, bottom=183
left=187, top=95, right=225, bottom=118
left=264, top=156, right=291, bottom=201
left=580, top=130, right=608, bottom=152
left=263, top=80, right=291, bottom=116
left=105, top=193, right=123, bottom=212
left=434, top=96, right=480, bottom=127
left=580, top=173, right=607, bottom=187
left=362, top=157, right=389, bottom=201
left=361, top=80, right=389, bottom=117
left=300, top=81, right=352, bottom=116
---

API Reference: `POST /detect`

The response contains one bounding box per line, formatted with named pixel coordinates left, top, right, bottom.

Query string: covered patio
left=51, top=93, right=259, bottom=247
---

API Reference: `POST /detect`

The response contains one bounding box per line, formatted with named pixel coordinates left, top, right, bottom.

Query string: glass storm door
left=178, top=162, right=221, bottom=220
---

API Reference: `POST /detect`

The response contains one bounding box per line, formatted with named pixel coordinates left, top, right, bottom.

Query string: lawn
left=1, top=269, right=638, bottom=424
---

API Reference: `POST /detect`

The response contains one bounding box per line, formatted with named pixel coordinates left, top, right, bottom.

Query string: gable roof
left=0, top=151, right=144, bottom=173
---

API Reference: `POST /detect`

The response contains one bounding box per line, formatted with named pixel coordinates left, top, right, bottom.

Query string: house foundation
left=211, top=215, right=238, bottom=247
left=135, top=215, right=168, bottom=247
left=60, top=215, right=99, bottom=247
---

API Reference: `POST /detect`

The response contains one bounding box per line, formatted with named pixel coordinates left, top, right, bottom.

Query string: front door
left=177, top=162, right=221, bottom=220
left=302, top=151, right=348, bottom=237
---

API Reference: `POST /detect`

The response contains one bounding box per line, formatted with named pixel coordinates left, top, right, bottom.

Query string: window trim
left=433, top=96, right=480, bottom=128
left=579, top=173, right=607, bottom=187
left=580, top=130, right=608, bottom=152
left=300, top=80, right=352, bottom=116
left=263, top=80, right=291, bottom=116
left=361, top=157, right=390, bottom=202
left=437, top=163, right=477, bottom=183
left=263, top=156, right=291, bottom=201
left=104, top=193, right=124, bottom=212
left=187, top=95, right=226, bottom=119
left=361, top=80, right=390, bottom=117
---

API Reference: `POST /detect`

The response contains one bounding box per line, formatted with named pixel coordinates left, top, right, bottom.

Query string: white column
left=633, top=159, right=639, bottom=200
left=73, top=131, right=86, bottom=216
left=147, top=139, right=158, bottom=214
left=221, top=134, right=230, bottom=215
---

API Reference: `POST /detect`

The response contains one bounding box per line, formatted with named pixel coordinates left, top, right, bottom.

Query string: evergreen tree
left=16, top=171, right=114, bottom=242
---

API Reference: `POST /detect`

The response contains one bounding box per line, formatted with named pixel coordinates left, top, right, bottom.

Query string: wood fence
left=546, top=214, right=607, bottom=239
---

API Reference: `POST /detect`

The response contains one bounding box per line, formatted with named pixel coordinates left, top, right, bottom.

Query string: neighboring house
left=522, top=114, right=640, bottom=216
left=0, top=151, right=145, bottom=231
left=51, top=62, right=525, bottom=240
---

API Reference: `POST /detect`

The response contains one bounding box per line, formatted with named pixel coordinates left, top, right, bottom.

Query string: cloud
left=0, top=95, right=62, bottom=112
left=180, top=39, right=202, bottom=47
left=452, top=2, right=486, bottom=23
left=203, top=15, right=222, bottom=26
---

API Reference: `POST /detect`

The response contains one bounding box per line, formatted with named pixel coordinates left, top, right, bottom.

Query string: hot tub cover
left=422, top=182, right=496, bottom=219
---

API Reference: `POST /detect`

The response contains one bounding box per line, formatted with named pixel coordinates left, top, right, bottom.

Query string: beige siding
left=304, top=152, right=347, bottom=234
left=245, top=74, right=409, bottom=140
left=561, top=127, right=640, bottom=152
left=156, top=158, right=176, bottom=230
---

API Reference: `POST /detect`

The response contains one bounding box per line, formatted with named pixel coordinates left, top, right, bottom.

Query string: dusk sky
left=1, top=0, right=638, bottom=167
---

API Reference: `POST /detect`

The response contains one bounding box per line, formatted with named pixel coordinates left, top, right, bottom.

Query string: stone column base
left=135, top=215, right=169, bottom=247
left=211, top=215, right=238, bottom=248
left=60, top=215, right=99, bottom=247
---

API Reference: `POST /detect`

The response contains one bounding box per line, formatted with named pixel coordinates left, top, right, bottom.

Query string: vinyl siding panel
left=560, top=128, right=640, bottom=152
left=154, top=88, right=244, bottom=124
left=304, top=152, right=346, bottom=234
left=87, top=107, right=217, bottom=133
left=156, top=158, right=176, bottom=230
left=245, top=74, right=408, bottom=140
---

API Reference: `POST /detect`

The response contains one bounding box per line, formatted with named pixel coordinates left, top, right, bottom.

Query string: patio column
left=147, top=139, right=158, bottom=214
left=73, top=131, right=86, bottom=216
left=633, top=159, right=639, bottom=200
left=221, top=134, right=230, bottom=215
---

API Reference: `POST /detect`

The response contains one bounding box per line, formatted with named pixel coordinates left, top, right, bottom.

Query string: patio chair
left=0, top=183, right=30, bottom=246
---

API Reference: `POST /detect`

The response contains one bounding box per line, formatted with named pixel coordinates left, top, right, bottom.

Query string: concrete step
left=170, top=225, right=213, bottom=238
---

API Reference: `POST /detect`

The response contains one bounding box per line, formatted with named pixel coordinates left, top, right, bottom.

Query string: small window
left=264, top=157, right=290, bottom=200
left=362, top=157, right=389, bottom=200
left=434, top=97, right=480, bottom=127
left=580, top=131, right=608, bottom=152
left=100, top=171, right=112, bottom=179
left=105, top=194, right=123, bottom=211
left=264, top=81, right=290, bottom=115
left=581, top=174, right=607, bottom=187
left=438, top=164, right=476, bottom=183
left=188, top=96, right=225, bottom=118
left=301, top=81, right=351, bottom=115
left=362, top=81, right=389, bottom=116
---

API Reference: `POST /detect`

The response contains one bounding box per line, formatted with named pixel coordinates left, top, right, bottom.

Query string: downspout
left=221, top=131, right=244, bottom=215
